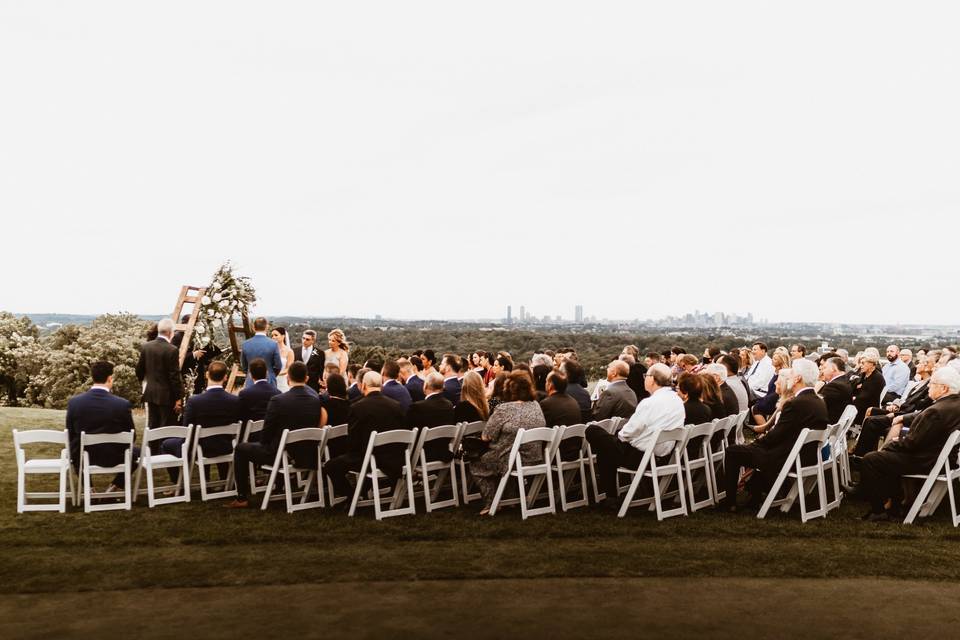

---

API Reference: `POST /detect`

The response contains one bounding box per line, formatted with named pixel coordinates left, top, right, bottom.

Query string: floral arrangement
left=192, top=261, right=257, bottom=349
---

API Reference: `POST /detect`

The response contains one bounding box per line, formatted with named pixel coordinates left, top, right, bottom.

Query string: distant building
left=519, top=306, right=526, bottom=323
left=506, top=305, right=512, bottom=325
left=575, top=305, right=583, bottom=323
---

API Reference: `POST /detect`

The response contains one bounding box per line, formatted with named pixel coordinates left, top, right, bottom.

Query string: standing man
left=136, top=317, right=184, bottom=428
left=240, top=317, right=283, bottom=388
left=293, top=329, right=325, bottom=393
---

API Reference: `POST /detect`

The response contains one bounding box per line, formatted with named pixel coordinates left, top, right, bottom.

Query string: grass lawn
left=3, top=406, right=960, bottom=637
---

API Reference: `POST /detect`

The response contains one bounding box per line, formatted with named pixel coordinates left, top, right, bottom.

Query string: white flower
left=201, top=296, right=212, bottom=305
left=212, top=293, right=222, bottom=302
left=194, top=324, right=206, bottom=334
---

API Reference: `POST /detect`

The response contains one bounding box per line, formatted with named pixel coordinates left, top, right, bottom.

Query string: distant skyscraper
left=507, top=305, right=512, bottom=325
left=575, top=305, right=583, bottom=323
left=519, top=305, right=526, bottom=323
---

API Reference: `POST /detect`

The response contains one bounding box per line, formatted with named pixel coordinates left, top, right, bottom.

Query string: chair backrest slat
left=518, top=426, right=557, bottom=445
left=283, top=427, right=326, bottom=445
left=372, top=428, right=418, bottom=447
left=143, top=426, right=191, bottom=442
left=14, top=429, right=68, bottom=447
left=81, top=431, right=135, bottom=446
left=194, top=422, right=242, bottom=438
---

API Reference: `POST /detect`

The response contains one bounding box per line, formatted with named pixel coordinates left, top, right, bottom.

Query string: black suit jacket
left=540, top=393, right=583, bottom=428
left=565, top=385, right=593, bottom=423
left=406, top=376, right=425, bottom=402
left=753, top=388, right=828, bottom=469
left=407, top=393, right=456, bottom=429
left=238, top=380, right=282, bottom=424
left=261, top=386, right=323, bottom=457
left=65, top=388, right=135, bottom=467
left=900, top=380, right=932, bottom=415
left=183, top=386, right=243, bottom=454
left=346, top=391, right=406, bottom=457
left=684, top=400, right=714, bottom=426
left=454, top=401, right=483, bottom=424
left=293, top=346, right=326, bottom=392
left=720, top=383, right=740, bottom=418
left=442, top=377, right=462, bottom=407
left=885, top=394, right=960, bottom=469
left=820, top=377, right=853, bottom=425
left=136, top=337, right=184, bottom=405
left=323, top=396, right=351, bottom=427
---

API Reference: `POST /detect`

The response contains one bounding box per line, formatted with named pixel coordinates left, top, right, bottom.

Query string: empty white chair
left=757, top=428, right=830, bottom=522
left=682, top=421, right=716, bottom=512
left=192, top=422, right=241, bottom=501
left=240, top=420, right=269, bottom=497
left=733, top=410, right=751, bottom=445
left=133, top=426, right=193, bottom=507
left=260, top=427, right=326, bottom=513
left=551, top=424, right=591, bottom=511
left=903, top=430, right=960, bottom=525
left=456, top=420, right=486, bottom=504
left=321, top=423, right=349, bottom=507
left=411, top=425, right=462, bottom=512
left=79, top=430, right=135, bottom=513
left=13, top=429, right=75, bottom=513
left=348, top=428, right=419, bottom=520
left=617, top=426, right=689, bottom=520
left=489, top=426, right=558, bottom=519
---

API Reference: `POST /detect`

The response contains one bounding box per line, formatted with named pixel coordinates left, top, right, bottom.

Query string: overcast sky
left=2, top=2, right=958, bottom=325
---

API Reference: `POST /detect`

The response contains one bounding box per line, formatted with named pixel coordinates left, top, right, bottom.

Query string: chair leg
left=488, top=471, right=511, bottom=516
left=518, top=472, right=528, bottom=520
left=905, top=469, right=941, bottom=524
left=260, top=461, right=281, bottom=511
left=283, top=457, right=294, bottom=513
left=618, top=471, right=645, bottom=518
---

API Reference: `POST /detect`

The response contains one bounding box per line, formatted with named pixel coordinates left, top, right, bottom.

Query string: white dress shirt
left=747, top=356, right=775, bottom=397
left=302, top=346, right=313, bottom=361
left=618, top=387, right=686, bottom=456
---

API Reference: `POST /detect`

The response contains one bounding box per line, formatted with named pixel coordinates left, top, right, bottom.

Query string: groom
left=240, top=317, right=282, bottom=388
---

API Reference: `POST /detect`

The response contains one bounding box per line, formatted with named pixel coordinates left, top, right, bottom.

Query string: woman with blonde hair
left=455, top=371, right=490, bottom=422
left=752, top=351, right=791, bottom=424
left=751, top=367, right=799, bottom=435
left=325, top=328, right=349, bottom=376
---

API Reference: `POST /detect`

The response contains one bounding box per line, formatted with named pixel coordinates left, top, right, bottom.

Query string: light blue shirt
left=882, top=358, right=909, bottom=397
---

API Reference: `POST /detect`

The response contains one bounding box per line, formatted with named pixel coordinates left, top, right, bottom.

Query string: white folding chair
left=489, top=426, right=558, bottom=519
left=13, top=429, right=75, bottom=513
left=682, top=421, right=716, bottom=512
left=192, top=422, right=241, bottom=501
left=617, top=427, right=689, bottom=520
left=903, top=430, right=960, bottom=525
left=348, top=428, right=419, bottom=520
left=733, top=410, right=750, bottom=445
left=321, top=423, right=349, bottom=506
left=260, top=427, right=326, bottom=513
left=757, top=428, right=830, bottom=522
left=836, top=404, right=858, bottom=487
left=821, top=422, right=843, bottom=513
left=552, top=424, right=591, bottom=511
left=240, top=420, right=269, bottom=497
left=456, top=420, right=486, bottom=504
left=584, top=418, right=625, bottom=503
left=133, top=426, right=193, bottom=507
left=79, top=430, right=135, bottom=512
left=708, top=415, right=737, bottom=505
left=412, top=425, right=462, bottom=512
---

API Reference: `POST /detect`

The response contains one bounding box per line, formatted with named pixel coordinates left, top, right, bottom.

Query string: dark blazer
left=593, top=380, right=638, bottom=421
left=323, top=396, right=351, bottom=427
left=753, top=375, right=780, bottom=417
left=884, top=394, right=960, bottom=470
left=540, top=393, right=583, bottom=428
left=261, top=386, right=323, bottom=459
left=238, top=380, right=281, bottom=424
left=684, top=399, right=714, bottom=426
left=900, top=380, right=932, bottom=415
left=136, top=337, right=184, bottom=405
left=408, top=393, right=457, bottom=462
left=753, top=388, right=828, bottom=469
left=820, top=376, right=853, bottom=424
left=406, top=376, right=425, bottom=402
left=183, top=386, right=242, bottom=455
left=720, top=383, right=741, bottom=418
left=348, top=383, right=362, bottom=402
left=454, top=400, right=484, bottom=424
left=293, top=346, right=326, bottom=392
left=443, top=377, right=462, bottom=407
left=382, top=379, right=413, bottom=413
left=626, top=362, right=650, bottom=402
left=346, top=391, right=406, bottom=457
left=566, top=384, right=593, bottom=423
left=853, top=369, right=885, bottom=423
left=65, top=388, right=135, bottom=466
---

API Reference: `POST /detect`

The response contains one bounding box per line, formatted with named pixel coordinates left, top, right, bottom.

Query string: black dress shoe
left=862, top=510, right=890, bottom=522
left=595, top=497, right=620, bottom=512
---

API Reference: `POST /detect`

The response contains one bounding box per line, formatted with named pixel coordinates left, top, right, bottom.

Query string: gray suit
left=593, top=380, right=638, bottom=421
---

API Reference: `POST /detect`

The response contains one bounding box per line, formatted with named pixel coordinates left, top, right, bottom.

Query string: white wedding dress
left=276, top=335, right=292, bottom=392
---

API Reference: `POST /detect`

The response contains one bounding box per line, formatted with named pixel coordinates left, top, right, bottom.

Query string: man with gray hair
left=858, top=366, right=960, bottom=521
left=530, top=352, right=554, bottom=369
left=136, top=317, right=184, bottom=428
left=592, top=360, right=638, bottom=421
left=586, top=363, right=685, bottom=509
left=719, top=360, right=828, bottom=512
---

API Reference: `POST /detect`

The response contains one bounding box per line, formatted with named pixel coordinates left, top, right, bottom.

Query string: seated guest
left=644, top=352, right=662, bottom=369
left=321, top=373, right=351, bottom=427
left=677, top=372, right=713, bottom=425
left=455, top=371, right=490, bottom=423
left=746, top=342, right=775, bottom=399
left=479, top=351, right=496, bottom=385
left=380, top=359, right=413, bottom=413
left=487, top=372, right=508, bottom=411
left=853, top=351, right=885, bottom=424
left=858, top=367, right=960, bottom=520
left=619, top=353, right=649, bottom=402
left=881, top=344, right=910, bottom=403
left=485, top=355, right=513, bottom=397
left=719, top=360, right=827, bottom=511
left=561, top=359, right=593, bottom=423
left=818, top=356, right=853, bottom=425
left=790, top=343, right=807, bottom=362
left=321, top=362, right=341, bottom=392
left=163, top=361, right=240, bottom=481
left=900, top=348, right=916, bottom=381
left=752, top=352, right=791, bottom=424
left=323, top=372, right=406, bottom=502
left=586, top=364, right=685, bottom=509
left=238, top=358, right=281, bottom=439
left=420, top=349, right=438, bottom=378
left=440, top=354, right=462, bottom=406
left=719, top=354, right=749, bottom=413
left=407, top=372, right=458, bottom=461
left=703, top=364, right=739, bottom=418
left=532, top=363, right=552, bottom=400
left=227, top=362, right=322, bottom=508
left=737, top=347, right=754, bottom=377
left=592, top=360, right=638, bottom=421
left=676, top=354, right=700, bottom=377
left=542, top=371, right=589, bottom=461
left=853, top=356, right=936, bottom=458
left=402, top=358, right=425, bottom=402
left=472, top=371, right=547, bottom=515
left=348, top=367, right=369, bottom=402
left=65, top=360, right=137, bottom=492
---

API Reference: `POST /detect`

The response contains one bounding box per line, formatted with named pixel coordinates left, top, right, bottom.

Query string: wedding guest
left=227, top=362, right=322, bottom=509
left=592, top=360, right=638, bottom=421
left=620, top=353, right=649, bottom=402
left=677, top=372, right=713, bottom=425
left=561, top=359, right=592, bottom=423
left=325, top=328, right=350, bottom=376
left=321, top=373, right=351, bottom=428
left=485, top=356, right=513, bottom=397
left=818, top=356, right=853, bottom=425
left=136, top=317, right=184, bottom=428
left=790, top=343, right=807, bottom=361
left=293, top=329, right=326, bottom=392
left=407, top=372, right=457, bottom=461
left=237, top=358, right=281, bottom=438
left=66, top=361, right=137, bottom=492
left=440, top=354, right=462, bottom=406
left=699, top=371, right=730, bottom=420
left=752, top=351, right=791, bottom=423
left=380, top=359, right=413, bottom=412
left=586, top=364, right=685, bottom=509
left=746, top=342, right=775, bottom=399
left=455, top=371, right=490, bottom=423
left=882, top=344, right=910, bottom=403
left=271, top=327, right=295, bottom=392
left=853, top=357, right=935, bottom=457
left=479, top=351, right=495, bottom=384
left=420, top=350, right=438, bottom=378
left=737, top=347, right=754, bottom=377
left=472, top=371, right=547, bottom=515
left=853, top=351, right=885, bottom=424
left=704, top=363, right=740, bottom=418
left=677, top=354, right=700, bottom=376
left=719, top=354, right=748, bottom=413
left=900, top=349, right=916, bottom=380
left=487, top=372, right=508, bottom=411
left=240, top=317, right=282, bottom=389
left=644, top=352, right=662, bottom=369
left=348, top=367, right=369, bottom=402
left=402, top=358, right=425, bottom=402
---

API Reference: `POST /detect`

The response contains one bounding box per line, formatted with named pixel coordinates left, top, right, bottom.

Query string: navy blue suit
left=240, top=334, right=283, bottom=388
left=406, top=376, right=425, bottom=402
left=381, top=379, right=413, bottom=413
left=443, top=377, right=462, bottom=407
left=65, top=388, right=137, bottom=486
left=238, top=380, right=281, bottom=427
left=348, top=383, right=363, bottom=402
left=163, top=386, right=241, bottom=480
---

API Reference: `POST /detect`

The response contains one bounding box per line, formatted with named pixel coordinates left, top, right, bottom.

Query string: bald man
left=592, top=360, right=638, bottom=421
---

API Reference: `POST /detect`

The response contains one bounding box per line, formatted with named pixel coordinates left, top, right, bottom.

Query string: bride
left=271, top=327, right=295, bottom=392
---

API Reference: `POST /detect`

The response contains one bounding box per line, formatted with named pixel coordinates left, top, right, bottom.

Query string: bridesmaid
left=325, top=328, right=350, bottom=376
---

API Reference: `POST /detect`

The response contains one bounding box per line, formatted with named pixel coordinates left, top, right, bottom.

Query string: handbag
left=457, top=434, right=489, bottom=461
